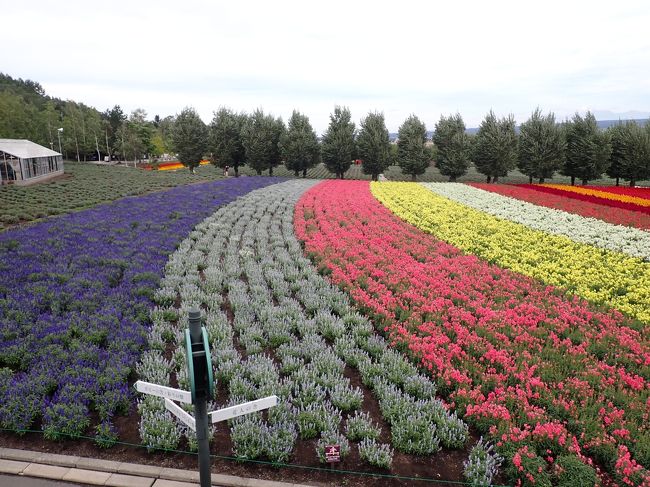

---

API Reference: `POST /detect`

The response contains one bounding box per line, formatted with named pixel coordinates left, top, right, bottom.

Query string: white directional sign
left=135, top=380, right=192, bottom=404
left=209, top=395, right=278, bottom=424
left=165, top=398, right=196, bottom=432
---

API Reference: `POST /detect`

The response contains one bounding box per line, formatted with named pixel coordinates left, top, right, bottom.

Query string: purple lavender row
left=0, top=176, right=282, bottom=439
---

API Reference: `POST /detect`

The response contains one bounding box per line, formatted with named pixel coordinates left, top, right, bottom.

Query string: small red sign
left=325, top=444, right=341, bottom=463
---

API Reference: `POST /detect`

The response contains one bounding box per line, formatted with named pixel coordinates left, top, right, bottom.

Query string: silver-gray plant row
left=137, top=179, right=496, bottom=481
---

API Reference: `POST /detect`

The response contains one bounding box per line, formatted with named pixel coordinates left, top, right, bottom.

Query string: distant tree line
left=2, top=72, right=650, bottom=185
left=0, top=73, right=172, bottom=164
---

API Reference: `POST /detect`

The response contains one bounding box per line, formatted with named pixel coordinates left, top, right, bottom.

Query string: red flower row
left=295, top=180, right=650, bottom=485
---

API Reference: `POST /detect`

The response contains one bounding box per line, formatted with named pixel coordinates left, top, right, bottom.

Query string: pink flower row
left=295, top=180, right=650, bottom=485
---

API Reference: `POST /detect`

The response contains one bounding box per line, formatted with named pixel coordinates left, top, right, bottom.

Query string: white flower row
left=421, top=183, right=650, bottom=261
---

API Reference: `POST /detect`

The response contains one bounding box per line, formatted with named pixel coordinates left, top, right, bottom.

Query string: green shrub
left=553, top=455, right=596, bottom=487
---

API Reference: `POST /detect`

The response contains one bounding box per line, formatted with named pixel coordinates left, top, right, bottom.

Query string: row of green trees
left=175, top=106, right=418, bottom=181
left=174, top=105, right=649, bottom=185
left=473, top=109, right=650, bottom=186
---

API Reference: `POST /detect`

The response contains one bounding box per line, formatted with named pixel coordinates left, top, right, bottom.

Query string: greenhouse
left=0, top=139, right=63, bottom=186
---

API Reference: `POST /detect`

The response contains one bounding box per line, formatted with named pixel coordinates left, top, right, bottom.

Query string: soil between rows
left=0, top=410, right=478, bottom=487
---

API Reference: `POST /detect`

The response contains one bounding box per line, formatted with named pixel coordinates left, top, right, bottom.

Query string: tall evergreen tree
left=358, top=111, right=391, bottom=181
left=241, top=109, right=284, bottom=176
left=172, top=107, right=208, bottom=173
left=321, top=106, right=356, bottom=179
left=103, top=105, right=126, bottom=161
left=518, top=108, right=565, bottom=183
left=432, top=113, right=471, bottom=181
left=209, top=107, right=247, bottom=177
left=562, top=112, right=611, bottom=185
left=607, top=123, right=627, bottom=186
left=279, top=110, right=320, bottom=177
left=607, top=121, right=650, bottom=186
left=396, top=114, right=429, bottom=180
left=473, top=110, right=518, bottom=183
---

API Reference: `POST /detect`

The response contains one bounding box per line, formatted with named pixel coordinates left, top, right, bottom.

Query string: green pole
left=189, top=307, right=211, bottom=487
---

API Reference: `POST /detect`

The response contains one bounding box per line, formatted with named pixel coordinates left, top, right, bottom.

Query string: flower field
left=0, top=161, right=228, bottom=230
left=137, top=180, right=477, bottom=482
left=3, top=174, right=650, bottom=486
left=371, top=182, right=650, bottom=324
left=469, top=183, right=650, bottom=230
left=296, top=180, right=650, bottom=486
left=0, top=176, right=278, bottom=440
left=538, top=184, right=650, bottom=207
left=520, top=184, right=650, bottom=215
left=420, top=183, right=650, bottom=261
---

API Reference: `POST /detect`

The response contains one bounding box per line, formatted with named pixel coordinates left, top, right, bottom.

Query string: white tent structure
left=0, top=139, right=63, bottom=186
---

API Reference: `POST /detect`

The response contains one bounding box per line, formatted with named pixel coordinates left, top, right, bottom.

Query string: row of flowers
left=539, top=184, right=650, bottom=207
left=149, top=160, right=211, bottom=171
left=136, top=181, right=491, bottom=482
left=372, top=182, right=650, bottom=324
left=0, top=176, right=278, bottom=439
left=469, top=183, right=650, bottom=230
left=421, top=183, right=650, bottom=261
left=295, top=180, right=650, bottom=486
left=582, top=185, right=650, bottom=198
left=522, top=184, right=650, bottom=215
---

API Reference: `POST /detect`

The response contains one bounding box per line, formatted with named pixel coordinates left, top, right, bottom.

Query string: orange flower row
left=156, top=160, right=211, bottom=171
left=539, top=184, right=650, bottom=207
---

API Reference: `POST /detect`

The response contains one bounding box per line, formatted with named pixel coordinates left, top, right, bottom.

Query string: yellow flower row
left=371, top=182, right=650, bottom=324
left=540, top=184, right=650, bottom=207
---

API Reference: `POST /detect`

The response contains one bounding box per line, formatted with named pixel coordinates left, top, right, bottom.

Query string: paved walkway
left=0, top=473, right=83, bottom=486
left=0, top=448, right=314, bottom=487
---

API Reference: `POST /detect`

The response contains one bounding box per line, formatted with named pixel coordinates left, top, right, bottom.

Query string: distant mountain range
left=389, top=118, right=649, bottom=141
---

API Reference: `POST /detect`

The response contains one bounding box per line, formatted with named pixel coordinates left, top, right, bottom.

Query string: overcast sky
left=3, top=0, right=650, bottom=133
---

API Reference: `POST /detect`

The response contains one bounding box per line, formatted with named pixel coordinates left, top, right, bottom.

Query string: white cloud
left=3, top=0, right=650, bottom=132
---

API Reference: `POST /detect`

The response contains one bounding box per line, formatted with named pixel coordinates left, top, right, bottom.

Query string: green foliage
left=504, top=450, right=552, bottom=487
left=94, top=419, right=119, bottom=448
left=358, top=111, right=391, bottom=181
left=562, top=112, right=612, bottom=185
left=396, top=114, right=429, bottom=180
left=518, top=108, right=565, bottom=183
left=432, top=113, right=471, bottom=181
left=241, top=109, right=284, bottom=176
left=321, top=106, right=357, bottom=178
left=473, top=110, right=518, bottom=182
left=606, top=121, right=650, bottom=186
left=279, top=110, right=320, bottom=177
left=172, top=107, right=208, bottom=172
left=553, top=455, right=596, bottom=487
left=209, top=107, right=247, bottom=175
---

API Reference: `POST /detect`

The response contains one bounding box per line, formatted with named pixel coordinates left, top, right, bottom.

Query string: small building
left=0, top=139, right=64, bottom=186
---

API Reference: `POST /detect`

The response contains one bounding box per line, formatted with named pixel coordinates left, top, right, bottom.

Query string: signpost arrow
left=209, top=396, right=278, bottom=424
left=164, top=398, right=196, bottom=432
left=134, top=307, right=279, bottom=487
left=134, top=380, right=192, bottom=404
